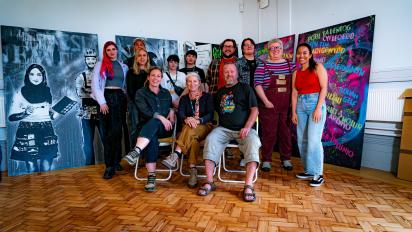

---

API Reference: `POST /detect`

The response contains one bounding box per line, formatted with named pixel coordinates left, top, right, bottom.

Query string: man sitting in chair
left=197, top=63, right=261, bottom=202
left=123, top=67, right=175, bottom=192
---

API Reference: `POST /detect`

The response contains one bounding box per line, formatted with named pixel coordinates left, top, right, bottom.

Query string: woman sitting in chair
left=162, top=72, right=214, bottom=188
left=123, top=66, right=175, bottom=192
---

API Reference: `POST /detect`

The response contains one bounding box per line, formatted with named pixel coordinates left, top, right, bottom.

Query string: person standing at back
left=207, top=39, right=238, bottom=95
left=179, top=50, right=208, bottom=92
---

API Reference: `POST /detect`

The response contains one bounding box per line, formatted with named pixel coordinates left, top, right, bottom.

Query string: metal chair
left=217, top=118, right=259, bottom=183
left=134, top=121, right=179, bottom=181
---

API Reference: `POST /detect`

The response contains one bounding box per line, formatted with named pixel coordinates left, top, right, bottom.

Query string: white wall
left=0, top=0, right=243, bottom=56
left=0, top=0, right=244, bottom=170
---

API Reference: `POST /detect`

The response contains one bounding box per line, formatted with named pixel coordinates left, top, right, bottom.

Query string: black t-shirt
left=215, top=82, right=258, bottom=131
left=179, top=66, right=206, bottom=83
left=246, top=59, right=257, bottom=87
left=126, top=70, right=147, bottom=104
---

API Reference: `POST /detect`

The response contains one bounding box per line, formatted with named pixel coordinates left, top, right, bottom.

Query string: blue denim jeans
left=81, top=118, right=104, bottom=165
left=296, top=93, right=326, bottom=176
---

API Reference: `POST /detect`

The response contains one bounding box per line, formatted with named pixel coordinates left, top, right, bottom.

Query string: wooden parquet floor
left=1, top=156, right=412, bottom=232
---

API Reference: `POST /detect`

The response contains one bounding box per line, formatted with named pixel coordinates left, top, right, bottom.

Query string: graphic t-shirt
left=215, top=82, right=257, bottom=131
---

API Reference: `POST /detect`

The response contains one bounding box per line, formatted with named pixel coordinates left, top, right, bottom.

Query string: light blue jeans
left=296, top=93, right=326, bottom=176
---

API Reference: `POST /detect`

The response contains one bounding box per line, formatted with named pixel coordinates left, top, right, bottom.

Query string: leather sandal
left=197, top=181, right=216, bottom=196
left=243, top=185, right=256, bottom=202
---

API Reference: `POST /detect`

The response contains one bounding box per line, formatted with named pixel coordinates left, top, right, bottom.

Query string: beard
left=222, top=51, right=235, bottom=59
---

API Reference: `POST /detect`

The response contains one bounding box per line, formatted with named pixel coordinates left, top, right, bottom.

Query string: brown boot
left=188, top=167, right=198, bottom=188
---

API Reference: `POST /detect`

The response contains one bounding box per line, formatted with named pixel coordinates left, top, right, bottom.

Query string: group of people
left=82, top=37, right=327, bottom=202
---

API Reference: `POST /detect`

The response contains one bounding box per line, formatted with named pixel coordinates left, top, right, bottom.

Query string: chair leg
left=179, top=154, right=215, bottom=178
left=218, top=154, right=258, bottom=183
left=134, top=156, right=177, bottom=181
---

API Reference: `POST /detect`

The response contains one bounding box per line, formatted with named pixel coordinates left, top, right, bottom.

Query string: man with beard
left=76, top=49, right=103, bottom=165
left=198, top=63, right=261, bottom=202
left=207, top=39, right=238, bottom=95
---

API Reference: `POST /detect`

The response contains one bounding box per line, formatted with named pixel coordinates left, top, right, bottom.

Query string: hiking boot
left=161, top=152, right=179, bottom=169
left=124, top=148, right=140, bottom=165
left=187, top=168, right=198, bottom=188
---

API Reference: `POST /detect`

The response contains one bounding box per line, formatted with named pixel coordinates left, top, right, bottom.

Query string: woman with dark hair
left=161, top=72, right=214, bottom=188
left=92, top=41, right=128, bottom=179
left=126, top=48, right=151, bottom=150
left=123, top=67, right=175, bottom=192
left=9, top=63, right=59, bottom=173
left=291, top=43, right=328, bottom=187
left=254, top=38, right=296, bottom=172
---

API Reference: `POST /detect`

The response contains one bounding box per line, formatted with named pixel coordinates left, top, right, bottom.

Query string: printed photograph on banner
left=115, top=35, right=178, bottom=69
left=256, top=34, right=296, bottom=61
left=1, top=25, right=99, bottom=176
left=298, top=15, right=375, bottom=169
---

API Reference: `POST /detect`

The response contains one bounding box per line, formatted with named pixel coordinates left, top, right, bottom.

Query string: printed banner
left=2, top=25, right=99, bottom=176
left=256, top=34, right=296, bottom=61
left=298, top=15, right=375, bottom=169
left=115, top=35, right=178, bottom=69
left=116, top=35, right=216, bottom=75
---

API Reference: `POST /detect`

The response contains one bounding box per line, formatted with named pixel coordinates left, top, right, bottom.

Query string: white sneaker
left=239, top=159, right=246, bottom=167
left=162, top=152, right=179, bottom=169
left=261, top=161, right=271, bottom=172
left=282, top=160, right=293, bottom=170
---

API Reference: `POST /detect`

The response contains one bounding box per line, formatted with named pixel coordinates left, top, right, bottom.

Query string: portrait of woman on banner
left=8, top=63, right=60, bottom=174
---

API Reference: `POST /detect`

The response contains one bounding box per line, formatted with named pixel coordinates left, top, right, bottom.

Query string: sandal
left=144, top=174, right=156, bottom=192
left=197, top=181, right=216, bottom=196
left=243, top=185, right=256, bottom=202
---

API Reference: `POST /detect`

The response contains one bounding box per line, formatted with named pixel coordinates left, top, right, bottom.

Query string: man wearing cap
left=179, top=50, right=208, bottom=92
left=126, top=38, right=156, bottom=68
left=75, top=48, right=103, bottom=165
left=207, top=39, right=238, bottom=95
left=161, top=54, right=186, bottom=108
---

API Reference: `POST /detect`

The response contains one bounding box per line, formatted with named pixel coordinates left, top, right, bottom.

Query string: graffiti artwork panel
left=256, top=34, right=296, bottom=61
left=2, top=25, right=99, bottom=176
left=298, top=15, right=375, bottom=169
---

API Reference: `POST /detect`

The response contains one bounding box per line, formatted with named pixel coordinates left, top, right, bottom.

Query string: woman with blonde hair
left=126, top=48, right=151, bottom=149
left=162, top=72, right=214, bottom=188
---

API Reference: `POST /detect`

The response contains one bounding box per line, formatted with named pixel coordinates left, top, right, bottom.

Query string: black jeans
left=101, top=89, right=126, bottom=168
left=139, top=118, right=172, bottom=163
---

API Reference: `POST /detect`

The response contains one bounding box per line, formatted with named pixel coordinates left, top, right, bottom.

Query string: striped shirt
left=254, top=60, right=296, bottom=90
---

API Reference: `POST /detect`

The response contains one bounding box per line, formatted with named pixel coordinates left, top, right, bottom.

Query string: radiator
left=366, top=88, right=404, bottom=122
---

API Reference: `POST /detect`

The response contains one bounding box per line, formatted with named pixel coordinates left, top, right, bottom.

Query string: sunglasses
left=269, top=46, right=282, bottom=51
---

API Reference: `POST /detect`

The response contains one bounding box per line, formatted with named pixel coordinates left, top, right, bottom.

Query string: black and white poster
left=1, top=25, right=99, bottom=176
left=115, top=35, right=178, bottom=69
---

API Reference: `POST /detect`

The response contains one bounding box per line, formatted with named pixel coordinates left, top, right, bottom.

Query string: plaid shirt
left=207, top=57, right=237, bottom=95
left=206, top=59, right=221, bottom=95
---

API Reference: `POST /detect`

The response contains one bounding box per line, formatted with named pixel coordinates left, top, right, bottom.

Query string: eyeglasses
left=269, top=46, right=282, bottom=51
left=223, top=45, right=234, bottom=48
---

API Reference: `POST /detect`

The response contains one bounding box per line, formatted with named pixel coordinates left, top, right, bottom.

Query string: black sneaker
left=124, top=149, right=140, bottom=165
left=296, top=172, right=314, bottom=179
left=103, top=167, right=115, bottom=179
left=310, top=175, right=324, bottom=187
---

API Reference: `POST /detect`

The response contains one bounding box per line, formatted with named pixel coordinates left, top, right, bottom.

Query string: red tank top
left=295, top=69, right=321, bottom=94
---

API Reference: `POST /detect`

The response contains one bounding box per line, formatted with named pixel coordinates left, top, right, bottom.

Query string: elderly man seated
left=197, top=63, right=261, bottom=202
